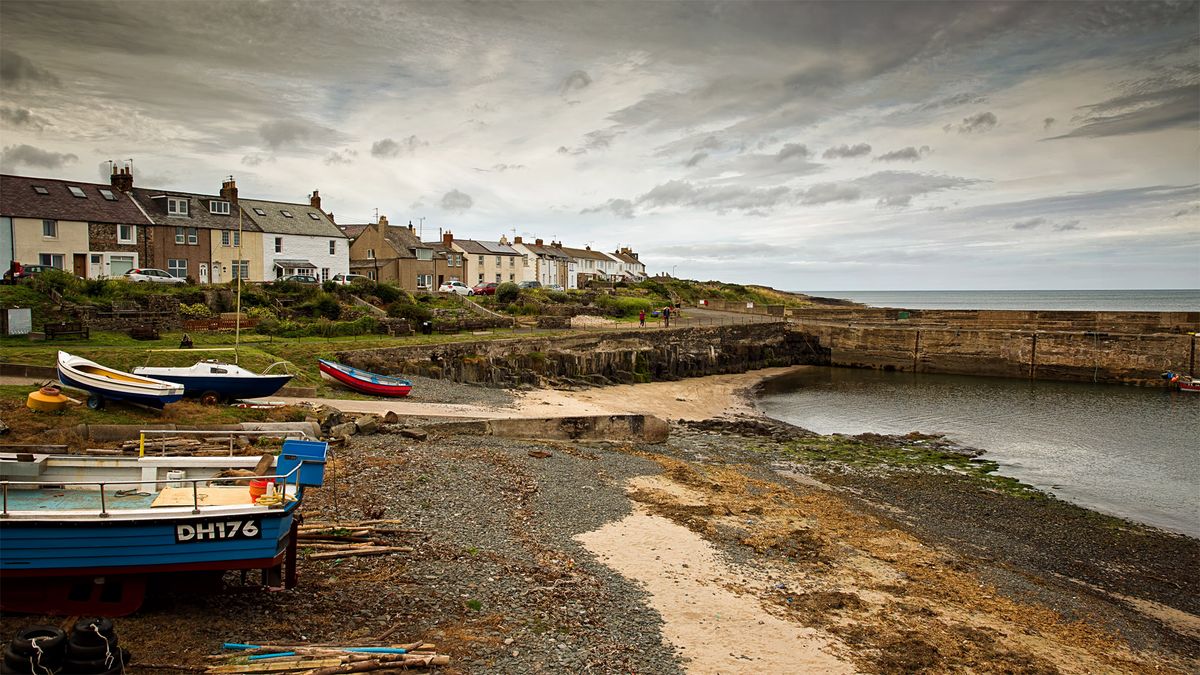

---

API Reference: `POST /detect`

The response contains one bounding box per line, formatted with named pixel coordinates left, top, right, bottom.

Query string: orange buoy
left=27, top=385, right=69, bottom=412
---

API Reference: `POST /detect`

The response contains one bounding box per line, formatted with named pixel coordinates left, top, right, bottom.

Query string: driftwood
left=307, top=546, right=413, bottom=560
left=206, top=643, right=447, bottom=675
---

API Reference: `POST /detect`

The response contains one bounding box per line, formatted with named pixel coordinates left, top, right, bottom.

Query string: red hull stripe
left=319, top=362, right=412, bottom=397
left=1, top=554, right=285, bottom=578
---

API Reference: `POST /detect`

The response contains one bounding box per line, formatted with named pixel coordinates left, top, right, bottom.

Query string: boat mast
left=234, top=199, right=242, bottom=365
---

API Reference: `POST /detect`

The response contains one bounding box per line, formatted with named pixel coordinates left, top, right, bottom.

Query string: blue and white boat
left=0, top=439, right=327, bottom=615
left=57, top=350, right=185, bottom=409
left=134, top=360, right=294, bottom=403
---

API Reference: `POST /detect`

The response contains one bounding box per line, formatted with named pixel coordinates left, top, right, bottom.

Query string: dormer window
left=68, top=186, right=87, bottom=198
left=168, top=197, right=188, bottom=215
left=308, top=212, right=321, bottom=220
left=32, top=186, right=49, bottom=195
left=209, top=200, right=230, bottom=215
left=253, top=208, right=266, bottom=216
left=99, top=189, right=117, bottom=201
left=281, top=210, right=294, bottom=218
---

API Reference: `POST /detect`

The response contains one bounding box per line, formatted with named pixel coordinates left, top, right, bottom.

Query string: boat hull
left=133, top=371, right=294, bottom=400
left=57, top=351, right=184, bottom=408
left=58, top=365, right=184, bottom=408
left=318, top=359, right=412, bottom=397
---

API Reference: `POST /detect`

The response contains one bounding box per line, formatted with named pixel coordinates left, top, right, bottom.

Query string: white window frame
left=188, top=228, right=198, bottom=245
left=329, top=240, right=336, bottom=255
left=168, top=197, right=188, bottom=215
left=367, top=249, right=375, bottom=259
left=39, top=253, right=64, bottom=269
left=118, top=224, right=136, bottom=244
left=168, top=258, right=187, bottom=278
left=233, top=231, right=241, bottom=247
left=42, top=219, right=57, bottom=238
left=209, top=200, right=230, bottom=215
left=221, top=231, right=230, bottom=247
left=320, top=267, right=329, bottom=282
left=415, top=248, right=432, bottom=260
left=176, top=227, right=185, bottom=244
left=232, top=260, right=250, bottom=280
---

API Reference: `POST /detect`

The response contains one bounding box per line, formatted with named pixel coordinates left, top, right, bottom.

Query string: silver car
left=438, top=280, right=474, bottom=296
left=124, top=268, right=187, bottom=284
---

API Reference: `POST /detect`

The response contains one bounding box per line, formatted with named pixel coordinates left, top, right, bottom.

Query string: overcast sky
left=1, top=1, right=1197, bottom=290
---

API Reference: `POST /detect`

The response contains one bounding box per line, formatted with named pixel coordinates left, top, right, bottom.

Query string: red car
left=472, top=282, right=499, bottom=295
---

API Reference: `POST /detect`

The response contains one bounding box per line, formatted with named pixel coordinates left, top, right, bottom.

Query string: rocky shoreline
left=1, top=371, right=1196, bottom=673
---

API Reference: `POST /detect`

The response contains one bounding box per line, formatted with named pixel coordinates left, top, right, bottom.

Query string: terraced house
left=0, top=172, right=151, bottom=278
left=509, top=237, right=571, bottom=288
left=240, top=190, right=347, bottom=282
left=346, top=216, right=451, bottom=291
left=452, top=236, right=522, bottom=285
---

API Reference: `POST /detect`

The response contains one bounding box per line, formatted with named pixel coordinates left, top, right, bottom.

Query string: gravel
left=401, top=374, right=517, bottom=407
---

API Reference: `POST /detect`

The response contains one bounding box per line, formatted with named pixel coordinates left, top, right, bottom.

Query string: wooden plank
left=307, top=546, right=413, bottom=560
left=207, top=657, right=343, bottom=673
left=151, top=486, right=254, bottom=508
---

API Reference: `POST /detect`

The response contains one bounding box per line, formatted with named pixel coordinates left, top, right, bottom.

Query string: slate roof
left=339, top=224, right=369, bottom=240
left=383, top=225, right=427, bottom=258
left=523, top=242, right=572, bottom=261
left=240, top=198, right=345, bottom=237
left=129, top=187, right=258, bottom=232
left=558, top=245, right=613, bottom=262
left=454, top=239, right=521, bottom=256
left=0, top=174, right=151, bottom=224
left=610, top=250, right=641, bottom=265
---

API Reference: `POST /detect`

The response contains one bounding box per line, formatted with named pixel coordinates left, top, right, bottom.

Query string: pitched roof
left=522, top=242, right=572, bottom=261
left=0, top=174, right=152, bottom=224
left=339, top=224, right=369, bottom=240
left=558, top=245, right=613, bottom=261
left=383, top=224, right=428, bottom=257
left=454, top=239, right=521, bottom=256
left=240, top=198, right=346, bottom=237
left=129, top=187, right=259, bottom=231
left=610, top=250, right=641, bottom=265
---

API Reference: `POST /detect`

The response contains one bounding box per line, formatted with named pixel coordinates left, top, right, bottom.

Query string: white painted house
left=240, top=196, right=348, bottom=282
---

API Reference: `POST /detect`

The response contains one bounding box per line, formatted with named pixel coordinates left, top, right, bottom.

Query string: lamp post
left=671, top=265, right=677, bottom=277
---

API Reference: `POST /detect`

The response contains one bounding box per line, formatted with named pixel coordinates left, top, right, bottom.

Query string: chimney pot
left=514, top=236, right=522, bottom=244
left=379, top=215, right=389, bottom=226
left=310, top=190, right=321, bottom=210
left=443, top=231, right=453, bottom=247
left=535, top=238, right=543, bottom=246
left=110, top=164, right=134, bottom=193
left=220, top=178, right=238, bottom=204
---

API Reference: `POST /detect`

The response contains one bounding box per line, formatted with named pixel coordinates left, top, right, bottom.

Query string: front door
left=212, top=263, right=222, bottom=284
left=199, top=263, right=209, bottom=284
left=73, top=254, right=86, bottom=278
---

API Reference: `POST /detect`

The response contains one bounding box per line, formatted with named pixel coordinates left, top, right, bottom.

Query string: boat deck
left=4, top=488, right=158, bottom=512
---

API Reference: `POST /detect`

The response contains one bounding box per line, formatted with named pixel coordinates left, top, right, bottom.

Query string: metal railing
left=1, top=461, right=308, bottom=519
left=138, top=428, right=312, bottom=457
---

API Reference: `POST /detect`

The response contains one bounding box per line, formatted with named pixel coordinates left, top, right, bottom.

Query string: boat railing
left=1, top=462, right=309, bottom=519
left=138, top=428, right=313, bottom=457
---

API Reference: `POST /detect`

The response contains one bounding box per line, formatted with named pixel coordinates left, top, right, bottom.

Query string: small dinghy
left=57, top=351, right=184, bottom=409
left=318, top=359, right=412, bottom=397
left=134, top=360, right=294, bottom=404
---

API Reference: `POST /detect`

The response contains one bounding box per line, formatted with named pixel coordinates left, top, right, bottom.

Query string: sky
left=1, top=0, right=1197, bottom=291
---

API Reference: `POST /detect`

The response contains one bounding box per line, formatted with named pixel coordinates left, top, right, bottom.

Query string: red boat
left=1162, top=371, right=1199, bottom=392
left=318, top=359, right=413, bottom=397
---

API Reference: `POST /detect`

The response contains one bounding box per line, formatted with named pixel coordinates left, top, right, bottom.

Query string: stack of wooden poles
left=206, top=642, right=449, bottom=674
left=298, top=520, right=424, bottom=560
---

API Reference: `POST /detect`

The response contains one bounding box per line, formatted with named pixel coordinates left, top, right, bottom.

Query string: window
left=308, top=212, right=320, bottom=220
left=176, top=227, right=185, bottom=244
left=281, top=210, right=294, bottom=218
left=32, top=186, right=49, bottom=195
left=320, top=268, right=329, bottom=281
left=42, top=219, right=57, bottom=238
left=253, top=208, right=266, bottom=216
left=68, top=186, right=86, bottom=198
left=39, top=253, right=64, bottom=269
left=478, top=255, right=484, bottom=267
left=367, top=249, right=375, bottom=259
left=233, top=231, right=240, bottom=247
left=99, top=189, right=117, bottom=201
left=275, top=237, right=283, bottom=253
left=329, top=240, right=336, bottom=255
left=415, top=248, right=432, bottom=260
left=209, top=200, right=230, bottom=215
left=417, top=274, right=432, bottom=289
left=187, top=228, right=198, bottom=245
left=494, top=256, right=500, bottom=265
left=524, top=255, right=530, bottom=267
left=478, top=274, right=484, bottom=283
left=168, top=197, right=188, bottom=215
left=509, top=273, right=515, bottom=281
left=495, top=273, right=501, bottom=283
left=232, top=260, right=250, bottom=279
left=221, top=231, right=230, bottom=247
left=510, top=257, right=515, bottom=267
left=168, top=259, right=187, bottom=278
left=368, top=270, right=377, bottom=281
left=118, top=224, right=136, bottom=244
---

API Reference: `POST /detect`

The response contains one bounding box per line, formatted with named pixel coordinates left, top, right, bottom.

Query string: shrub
left=496, top=282, right=520, bottom=304
left=179, top=302, right=215, bottom=320
left=30, top=269, right=82, bottom=296
left=594, top=294, right=656, bottom=317
left=306, top=293, right=342, bottom=320
left=247, top=306, right=275, bottom=321
left=373, top=283, right=404, bottom=304
left=321, top=280, right=337, bottom=293
left=387, top=301, right=432, bottom=322
left=545, top=290, right=570, bottom=303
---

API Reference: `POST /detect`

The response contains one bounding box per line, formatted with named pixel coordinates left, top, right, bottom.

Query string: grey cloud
left=557, top=145, right=584, bottom=156
left=800, top=183, right=862, bottom=205
left=581, top=198, right=634, bottom=219
left=684, top=153, right=707, bottom=167
left=776, top=143, right=809, bottom=161
left=474, top=163, right=525, bottom=172
left=652, top=241, right=798, bottom=260
left=258, top=119, right=331, bottom=150
left=1012, top=217, right=1046, bottom=230
left=877, top=195, right=912, bottom=208
left=324, top=149, right=357, bottom=165
left=853, top=171, right=978, bottom=204
left=0, top=144, right=77, bottom=169
left=916, top=93, right=987, bottom=111
left=0, top=49, right=59, bottom=88
left=695, top=136, right=722, bottom=151
left=560, top=70, right=592, bottom=95
left=1043, top=117, right=1057, bottom=129
left=636, top=180, right=791, bottom=212
left=1171, top=204, right=1200, bottom=218
left=241, top=153, right=271, bottom=167
left=822, top=143, right=871, bottom=159
left=372, top=136, right=426, bottom=158
left=441, top=189, right=474, bottom=213
left=0, top=106, right=41, bottom=128
left=954, top=111, right=998, bottom=133
left=1049, top=80, right=1199, bottom=139
left=1052, top=220, right=1082, bottom=232
left=876, top=146, right=930, bottom=162
left=560, top=129, right=622, bottom=155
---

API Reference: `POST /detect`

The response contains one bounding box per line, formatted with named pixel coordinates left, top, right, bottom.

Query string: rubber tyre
left=10, top=626, right=65, bottom=657
left=87, top=393, right=105, bottom=410
left=4, top=645, right=63, bottom=672
left=69, top=618, right=115, bottom=648
left=200, top=390, right=222, bottom=406
left=66, top=637, right=117, bottom=659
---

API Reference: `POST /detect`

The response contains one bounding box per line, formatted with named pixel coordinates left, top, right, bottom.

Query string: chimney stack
left=379, top=215, right=389, bottom=226
left=310, top=190, right=321, bottom=210
left=408, top=220, right=415, bottom=232
left=220, top=178, right=238, bottom=204
left=535, top=238, right=543, bottom=246
left=110, top=164, right=134, bottom=193
left=514, top=236, right=522, bottom=244
left=442, top=231, right=453, bottom=247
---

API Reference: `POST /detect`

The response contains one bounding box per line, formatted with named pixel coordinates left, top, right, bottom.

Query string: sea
left=805, top=289, right=1199, bottom=312
left=758, top=288, right=1199, bottom=536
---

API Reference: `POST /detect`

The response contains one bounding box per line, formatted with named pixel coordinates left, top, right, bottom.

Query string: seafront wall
left=337, top=323, right=827, bottom=388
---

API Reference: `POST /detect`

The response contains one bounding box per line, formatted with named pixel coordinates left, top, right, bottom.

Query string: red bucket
left=249, top=479, right=273, bottom=503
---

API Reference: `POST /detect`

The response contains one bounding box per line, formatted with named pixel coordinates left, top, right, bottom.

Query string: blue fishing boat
left=134, top=360, right=294, bottom=404
left=57, top=351, right=185, bottom=410
left=0, top=439, right=327, bottom=615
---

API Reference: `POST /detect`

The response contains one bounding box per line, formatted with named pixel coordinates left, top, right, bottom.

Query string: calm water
left=758, top=368, right=1200, bottom=537
left=808, top=289, right=1200, bottom=311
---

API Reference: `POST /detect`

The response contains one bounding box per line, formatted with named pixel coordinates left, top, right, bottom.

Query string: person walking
left=662, top=305, right=671, bottom=328
left=638, top=309, right=646, bottom=327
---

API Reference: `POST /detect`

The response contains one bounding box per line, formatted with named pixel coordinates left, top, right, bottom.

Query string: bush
left=179, top=302, right=214, bottom=320
left=321, top=280, right=337, bottom=293
left=30, top=269, right=83, bottom=296
left=387, top=301, right=432, bottom=322
left=594, top=294, right=656, bottom=317
left=247, top=306, right=275, bottom=321
left=305, top=293, right=342, bottom=320
left=496, top=282, right=520, bottom=304
left=373, top=282, right=404, bottom=304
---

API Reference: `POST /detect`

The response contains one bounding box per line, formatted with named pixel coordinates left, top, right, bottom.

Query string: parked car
left=517, top=280, right=542, bottom=289
left=3, top=263, right=57, bottom=283
left=545, top=284, right=565, bottom=291
left=280, top=274, right=320, bottom=284
left=124, top=268, right=187, bottom=284
left=438, top=280, right=474, bottom=296
left=331, top=273, right=371, bottom=286
left=472, top=282, right=499, bottom=295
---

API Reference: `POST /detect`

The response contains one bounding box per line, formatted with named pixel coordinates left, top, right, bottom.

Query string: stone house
left=241, top=192, right=347, bottom=282
left=452, top=236, right=522, bottom=286
left=0, top=172, right=152, bottom=278
left=510, top=237, right=571, bottom=287
left=347, top=216, right=441, bottom=290
left=423, top=233, right=468, bottom=289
